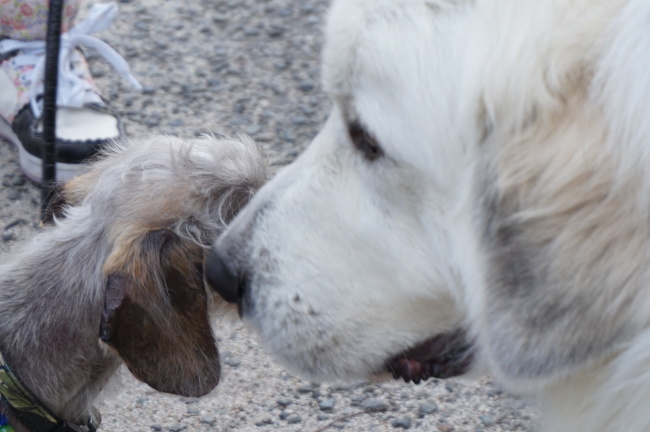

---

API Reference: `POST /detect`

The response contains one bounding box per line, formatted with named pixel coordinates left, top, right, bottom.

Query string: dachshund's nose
left=205, top=247, right=241, bottom=304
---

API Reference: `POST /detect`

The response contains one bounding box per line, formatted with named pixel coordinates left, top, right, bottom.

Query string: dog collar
left=0, top=351, right=98, bottom=432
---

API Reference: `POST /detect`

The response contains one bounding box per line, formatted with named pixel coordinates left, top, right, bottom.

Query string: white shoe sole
left=0, top=118, right=82, bottom=184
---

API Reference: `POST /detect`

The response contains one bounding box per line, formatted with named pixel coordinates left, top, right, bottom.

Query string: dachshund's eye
left=348, top=121, right=384, bottom=161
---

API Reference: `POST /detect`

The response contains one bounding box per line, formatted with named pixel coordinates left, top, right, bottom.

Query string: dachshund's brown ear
left=100, top=229, right=220, bottom=397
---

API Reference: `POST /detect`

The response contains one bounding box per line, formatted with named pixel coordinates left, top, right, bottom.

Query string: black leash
left=40, top=0, right=64, bottom=220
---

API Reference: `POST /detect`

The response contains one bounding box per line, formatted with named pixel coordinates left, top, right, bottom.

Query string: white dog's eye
left=348, top=121, right=384, bottom=161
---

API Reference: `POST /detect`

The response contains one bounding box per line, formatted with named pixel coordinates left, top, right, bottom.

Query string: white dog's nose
left=204, top=247, right=241, bottom=304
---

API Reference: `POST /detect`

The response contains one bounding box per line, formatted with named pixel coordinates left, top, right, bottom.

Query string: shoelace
left=0, top=2, right=141, bottom=118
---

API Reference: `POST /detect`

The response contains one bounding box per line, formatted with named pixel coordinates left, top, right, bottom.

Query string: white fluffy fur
left=211, top=1, right=650, bottom=430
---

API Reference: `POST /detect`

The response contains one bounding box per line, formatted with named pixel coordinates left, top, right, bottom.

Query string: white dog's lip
left=385, top=329, right=474, bottom=384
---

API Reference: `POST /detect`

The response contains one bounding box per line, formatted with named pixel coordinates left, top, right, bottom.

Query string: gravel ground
left=0, top=0, right=540, bottom=431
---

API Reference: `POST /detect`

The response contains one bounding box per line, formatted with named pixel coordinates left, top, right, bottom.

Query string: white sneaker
left=0, top=2, right=141, bottom=183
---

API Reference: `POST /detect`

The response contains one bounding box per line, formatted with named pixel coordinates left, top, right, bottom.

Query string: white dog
left=206, top=0, right=650, bottom=430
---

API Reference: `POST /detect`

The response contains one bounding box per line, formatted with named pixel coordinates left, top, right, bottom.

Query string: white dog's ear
left=100, top=229, right=220, bottom=397
left=475, top=121, right=635, bottom=385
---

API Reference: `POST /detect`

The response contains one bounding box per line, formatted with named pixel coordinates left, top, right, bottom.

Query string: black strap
left=0, top=396, right=76, bottom=432
left=0, top=351, right=98, bottom=432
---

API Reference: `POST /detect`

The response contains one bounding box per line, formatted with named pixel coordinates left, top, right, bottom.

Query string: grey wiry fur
left=0, top=135, right=266, bottom=431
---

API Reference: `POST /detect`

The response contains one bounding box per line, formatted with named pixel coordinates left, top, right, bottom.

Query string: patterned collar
left=0, top=351, right=98, bottom=432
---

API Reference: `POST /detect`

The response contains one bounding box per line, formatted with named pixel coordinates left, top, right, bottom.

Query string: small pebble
left=479, top=414, right=495, bottom=427
left=392, top=417, right=412, bottom=429
left=276, top=398, right=292, bottom=407
left=199, top=417, right=215, bottom=426
left=419, top=402, right=438, bottom=415
left=299, top=81, right=315, bottom=92
left=254, top=418, right=273, bottom=426
left=361, top=399, right=389, bottom=412
left=277, top=7, right=293, bottom=17
left=286, top=414, right=302, bottom=424
left=267, top=25, right=286, bottom=37
left=319, top=398, right=336, bottom=412
left=144, top=115, right=161, bottom=128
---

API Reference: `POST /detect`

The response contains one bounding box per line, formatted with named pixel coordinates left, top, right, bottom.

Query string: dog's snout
left=205, top=247, right=241, bottom=304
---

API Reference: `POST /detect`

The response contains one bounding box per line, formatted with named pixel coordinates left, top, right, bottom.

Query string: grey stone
left=212, top=13, right=228, bottom=23
left=267, top=25, right=286, bottom=38
left=392, top=417, right=412, bottom=429
left=244, top=27, right=260, bottom=37
left=199, top=417, right=216, bottom=426
left=144, top=115, right=161, bottom=128
left=419, top=402, right=438, bottom=415
left=274, top=60, right=290, bottom=70
left=361, top=399, right=389, bottom=412
left=479, top=414, right=495, bottom=427
left=255, top=417, right=273, bottom=426
left=319, top=398, right=336, bottom=412
left=299, top=81, right=315, bottom=92
left=286, top=414, right=302, bottom=424
left=277, top=7, right=293, bottom=17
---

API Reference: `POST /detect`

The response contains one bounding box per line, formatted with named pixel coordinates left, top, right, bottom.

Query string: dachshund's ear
left=100, top=229, right=220, bottom=397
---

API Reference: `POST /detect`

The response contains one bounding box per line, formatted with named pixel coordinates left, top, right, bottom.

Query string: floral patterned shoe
left=0, top=2, right=141, bottom=183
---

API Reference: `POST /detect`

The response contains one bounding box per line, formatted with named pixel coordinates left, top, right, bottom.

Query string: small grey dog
left=0, top=135, right=266, bottom=432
